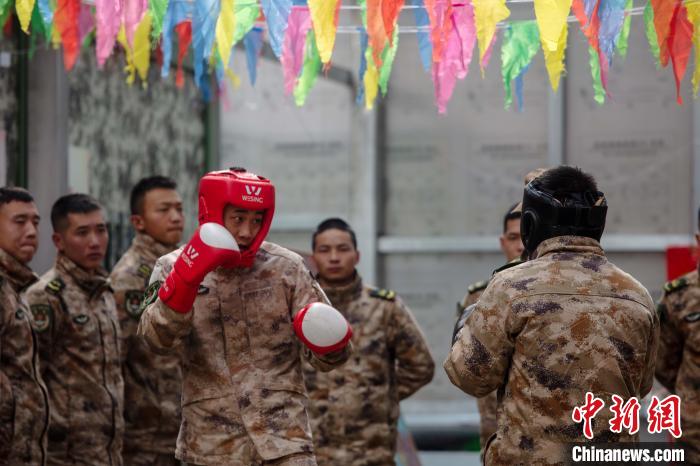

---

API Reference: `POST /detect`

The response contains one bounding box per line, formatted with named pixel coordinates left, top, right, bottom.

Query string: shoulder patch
left=369, top=288, right=396, bottom=301
left=137, top=264, right=152, bottom=279
left=663, top=277, right=689, bottom=294
left=493, top=258, right=524, bottom=276
left=124, top=290, right=144, bottom=318
left=45, top=278, right=65, bottom=295
left=140, top=280, right=162, bottom=313
left=30, top=304, right=52, bottom=332
left=467, top=280, right=489, bottom=294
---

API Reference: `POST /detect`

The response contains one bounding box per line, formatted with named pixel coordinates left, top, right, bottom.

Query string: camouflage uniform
left=0, top=248, right=50, bottom=465
left=110, top=233, right=181, bottom=465
left=26, top=254, right=125, bottom=466
left=303, top=273, right=435, bottom=466
left=458, top=259, right=522, bottom=450
left=655, top=269, right=700, bottom=463
left=445, top=236, right=659, bottom=465
left=138, top=242, right=350, bottom=466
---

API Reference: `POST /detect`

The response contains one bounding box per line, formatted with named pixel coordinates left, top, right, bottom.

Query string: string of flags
left=6, top=0, right=700, bottom=112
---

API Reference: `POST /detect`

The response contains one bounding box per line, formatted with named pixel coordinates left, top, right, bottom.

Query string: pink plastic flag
left=281, top=5, right=312, bottom=94
left=123, top=0, right=148, bottom=46
left=432, top=2, right=476, bottom=113
left=96, top=0, right=122, bottom=67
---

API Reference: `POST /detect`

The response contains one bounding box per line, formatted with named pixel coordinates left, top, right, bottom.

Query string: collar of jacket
left=533, top=235, right=605, bottom=260
left=132, top=233, right=176, bottom=261
left=319, top=271, right=363, bottom=310
left=56, top=253, right=110, bottom=296
left=0, top=248, right=38, bottom=292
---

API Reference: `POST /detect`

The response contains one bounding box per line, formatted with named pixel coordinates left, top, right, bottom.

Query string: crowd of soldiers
left=0, top=164, right=698, bottom=466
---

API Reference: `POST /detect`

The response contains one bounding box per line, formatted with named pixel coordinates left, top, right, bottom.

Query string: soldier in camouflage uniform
left=655, top=207, right=700, bottom=463
left=457, top=203, right=524, bottom=450
left=138, top=168, right=351, bottom=466
left=304, top=218, right=434, bottom=466
left=110, top=176, right=184, bottom=465
left=0, top=187, right=50, bottom=465
left=26, top=194, right=124, bottom=466
left=445, top=167, right=659, bottom=464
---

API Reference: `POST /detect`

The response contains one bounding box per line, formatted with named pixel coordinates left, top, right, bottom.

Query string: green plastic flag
left=379, top=28, right=399, bottom=96
left=149, top=0, right=168, bottom=43
left=501, top=21, right=539, bottom=109
left=616, top=0, right=633, bottom=58
left=294, top=30, right=322, bottom=106
left=644, top=0, right=661, bottom=66
left=234, top=0, right=260, bottom=44
left=589, top=45, right=605, bottom=104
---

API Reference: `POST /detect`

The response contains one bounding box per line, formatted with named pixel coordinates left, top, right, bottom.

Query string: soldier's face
left=132, top=188, right=184, bottom=246
left=222, top=205, right=264, bottom=250
left=500, top=217, right=524, bottom=262
left=312, top=229, right=359, bottom=285
left=0, top=201, right=40, bottom=263
left=53, top=210, right=109, bottom=271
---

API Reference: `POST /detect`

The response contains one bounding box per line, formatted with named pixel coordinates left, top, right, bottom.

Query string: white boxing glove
left=293, top=302, right=353, bottom=355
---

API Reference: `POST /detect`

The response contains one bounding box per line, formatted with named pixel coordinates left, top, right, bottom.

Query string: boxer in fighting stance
left=138, top=167, right=352, bottom=466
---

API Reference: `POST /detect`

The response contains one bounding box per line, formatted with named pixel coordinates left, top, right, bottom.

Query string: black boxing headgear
left=520, top=180, right=608, bottom=255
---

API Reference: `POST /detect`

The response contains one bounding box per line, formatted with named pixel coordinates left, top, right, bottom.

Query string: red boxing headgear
left=198, top=167, right=275, bottom=268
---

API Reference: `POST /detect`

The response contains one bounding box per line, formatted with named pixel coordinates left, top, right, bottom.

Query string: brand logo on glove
left=242, top=185, right=264, bottom=203
left=183, top=245, right=199, bottom=266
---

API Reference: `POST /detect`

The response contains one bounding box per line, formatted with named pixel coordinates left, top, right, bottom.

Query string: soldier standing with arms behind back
left=445, top=166, right=659, bottom=464
left=304, top=218, right=435, bottom=466
left=0, top=187, right=50, bottom=466
left=138, top=168, right=353, bottom=466
left=26, top=194, right=124, bottom=466
left=655, top=206, right=700, bottom=463
left=110, top=176, right=184, bottom=465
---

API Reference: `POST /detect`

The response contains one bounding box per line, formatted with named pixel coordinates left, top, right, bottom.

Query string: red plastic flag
left=383, top=0, right=405, bottom=45
left=174, top=20, right=192, bottom=88
left=54, top=0, right=80, bottom=70
left=651, top=0, right=679, bottom=66
left=668, top=2, right=693, bottom=103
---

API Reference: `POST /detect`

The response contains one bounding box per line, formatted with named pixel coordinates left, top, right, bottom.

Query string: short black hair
left=0, top=187, right=34, bottom=206
left=130, top=176, right=178, bottom=215
left=503, top=202, right=521, bottom=233
left=533, top=166, right=598, bottom=203
left=51, top=193, right=103, bottom=232
left=312, top=217, right=357, bottom=251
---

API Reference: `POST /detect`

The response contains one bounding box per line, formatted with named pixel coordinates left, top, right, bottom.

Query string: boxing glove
left=159, top=223, right=240, bottom=313
left=293, top=302, right=353, bottom=355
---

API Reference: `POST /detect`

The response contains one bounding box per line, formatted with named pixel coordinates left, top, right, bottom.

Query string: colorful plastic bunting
left=281, top=3, right=312, bottom=94
left=307, top=0, right=340, bottom=64
left=294, top=29, right=321, bottom=105
left=472, top=0, right=510, bottom=68
left=261, top=0, right=293, bottom=57
left=244, top=26, right=264, bottom=84
left=501, top=21, right=539, bottom=110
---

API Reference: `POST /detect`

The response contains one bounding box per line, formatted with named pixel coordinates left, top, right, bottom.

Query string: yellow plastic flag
left=216, top=0, right=236, bottom=66
left=686, top=3, right=700, bottom=95
left=364, top=64, right=379, bottom=110
left=472, top=0, right=510, bottom=66
left=16, top=0, right=35, bottom=33
left=543, top=24, right=567, bottom=91
left=133, top=12, right=152, bottom=85
left=534, top=0, right=571, bottom=52
left=308, top=0, right=340, bottom=64
left=225, top=68, right=242, bottom=89
left=117, top=26, right=137, bottom=85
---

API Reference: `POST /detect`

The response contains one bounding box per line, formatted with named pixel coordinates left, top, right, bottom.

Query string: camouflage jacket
left=0, top=248, right=49, bottom=465
left=458, top=259, right=522, bottom=450
left=303, top=273, right=435, bottom=466
left=26, top=254, right=124, bottom=466
left=655, top=269, right=700, bottom=462
left=109, top=233, right=181, bottom=457
left=444, top=236, right=659, bottom=465
left=137, top=241, right=350, bottom=466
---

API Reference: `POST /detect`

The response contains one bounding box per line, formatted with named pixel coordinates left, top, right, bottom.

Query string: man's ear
left=355, top=250, right=361, bottom=266
left=131, top=214, right=146, bottom=233
left=52, top=231, right=64, bottom=252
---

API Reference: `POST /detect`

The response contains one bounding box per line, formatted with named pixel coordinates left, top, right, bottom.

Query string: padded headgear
left=520, top=180, right=607, bottom=255
left=198, top=167, right=275, bottom=267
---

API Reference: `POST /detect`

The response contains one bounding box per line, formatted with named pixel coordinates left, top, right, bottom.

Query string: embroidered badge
left=125, top=290, right=144, bottom=318
left=30, top=304, right=52, bottom=332
left=137, top=264, right=152, bottom=280
left=140, top=280, right=162, bottom=313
